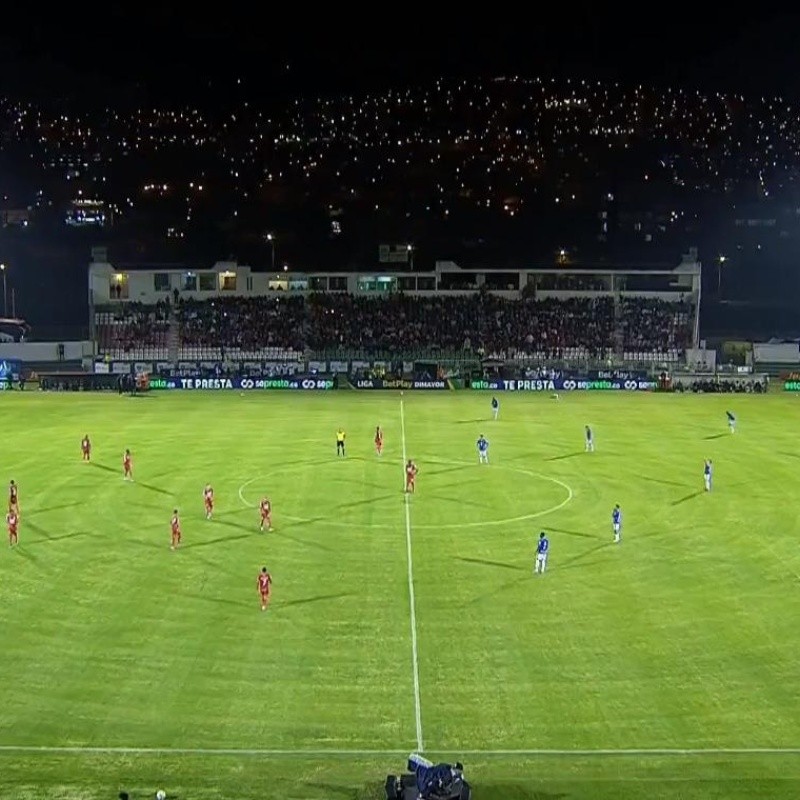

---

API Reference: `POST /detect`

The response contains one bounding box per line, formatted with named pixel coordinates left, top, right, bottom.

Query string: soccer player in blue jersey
left=585, top=425, right=594, bottom=452
left=612, top=504, right=622, bottom=543
left=703, top=459, right=713, bottom=492
left=726, top=410, right=736, bottom=433
left=491, top=396, right=499, bottom=420
left=477, top=434, right=489, bottom=464
left=534, top=531, right=549, bottom=574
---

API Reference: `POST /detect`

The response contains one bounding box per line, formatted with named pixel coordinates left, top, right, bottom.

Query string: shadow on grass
left=425, top=494, right=488, bottom=510
left=215, top=506, right=251, bottom=517
left=211, top=517, right=253, bottom=534
left=22, top=518, right=56, bottom=539
left=455, top=418, right=488, bottom=424
left=423, top=464, right=469, bottom=479
left=281, top=591, right=353, bottom=608
left=26, top=530, right=90, bottom=546
left=135, top=481, right=174, bottom=497
left=704, top=432, right=728, bottom=440
left=286, top=493, right=399, bottom=527
left=182, top=532, right=253, bottom=550
left=12, top=545, right=38, bottom=563
left=639, top=475, right=691, bottom=489
left=185, top=593, right=252, bottom=609
left=671, top=490, right=704, bottom=506
left=455, top=556, right=526, bottom=572
left=435, top=476, right=484, bottom=493
left=270, top=530, right=334, bottom=553
left=471, top=575, right=531, bottom=603
left=88, top=462, right=118, bottom=475
left=544, top=451, right=584, bottom=462
left=128, top=536, right=163, bottom=550
left=556, top=542, right=613, bottom=571
left=547, top=526, right=602, bottom=540
left=25, top=501, right=85, bottom=516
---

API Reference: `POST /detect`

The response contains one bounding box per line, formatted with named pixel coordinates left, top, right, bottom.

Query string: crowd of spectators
left=619, top=298, right=693, bottom=352
left=178, top=296, right=308, bottom=353
left=96, top=294, right=693, bottom=360
left=96, top=301, right=170, bottom=352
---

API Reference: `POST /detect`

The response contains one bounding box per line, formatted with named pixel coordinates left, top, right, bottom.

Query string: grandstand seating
left=619, top=298, right=692, bottom=364
left=95, top=303, right=171, bottom=361
left=94, top=295, right=694, bottom=364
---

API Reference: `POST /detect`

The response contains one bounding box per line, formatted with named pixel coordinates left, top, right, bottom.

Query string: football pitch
left=2, top=390, right=800, bottom=800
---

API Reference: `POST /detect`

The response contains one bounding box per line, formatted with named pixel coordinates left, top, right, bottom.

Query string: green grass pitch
left=1, top=390, right=800, bottom=799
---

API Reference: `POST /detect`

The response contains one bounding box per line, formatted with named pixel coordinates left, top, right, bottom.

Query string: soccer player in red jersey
left=123, top=449, right=133, bottom=481
left=257, top=567, right=272, bottom=611
left=259, top=497, right=272, bottom=532
left=8, top=480, right=19, bottom=513
left=203, top=484, right=214, bottom=519
left=405, top=460, right=418, bottom=494
left=6, top=509, right=18, bottom=546
left=170, top=509, right=181, bottom=550
left=81, top=435, right=91, bottom=461
left=375, top=426, right=383, bottom=456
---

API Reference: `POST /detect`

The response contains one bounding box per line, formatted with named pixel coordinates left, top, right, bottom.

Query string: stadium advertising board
left=782, top=372, right=800, bottom=391
left=148, top=375, right=335, bottom=391
left=471, top=376, right=656, bottom=391
left=351, top=378, right=451, bottom=390
left=587, top=369, right=650, bottom=381
left=0, top=358, right=22, bottom=388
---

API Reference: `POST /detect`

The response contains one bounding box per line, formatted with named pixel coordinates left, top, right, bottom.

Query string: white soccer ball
left=156, top=791, right=166, bottom=800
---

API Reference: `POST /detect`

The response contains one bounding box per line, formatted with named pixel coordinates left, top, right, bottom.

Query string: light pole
left=718, top=255, right=726, bottom=295
left=0, top=264, right=6, bottom=317
left=267, top=234, right=276, bottom=272
left=407, top=243, right=414, bottom=271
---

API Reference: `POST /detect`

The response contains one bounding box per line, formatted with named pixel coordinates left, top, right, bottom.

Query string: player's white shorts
left=613, top=523, right=620, bottom=534
left=536, top=553, right=548, bottom=567
left=479, top=452, right=488, bottom=463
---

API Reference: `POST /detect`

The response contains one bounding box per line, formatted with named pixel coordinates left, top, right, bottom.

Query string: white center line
left=400, top=396, right=424, bottom=752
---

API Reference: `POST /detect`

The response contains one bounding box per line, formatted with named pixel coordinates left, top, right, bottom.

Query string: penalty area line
left=0, top=745, right=798, bottom=758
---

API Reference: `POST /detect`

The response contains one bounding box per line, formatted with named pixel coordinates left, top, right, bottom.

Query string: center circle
left=238, top=458, right=572, bottom=530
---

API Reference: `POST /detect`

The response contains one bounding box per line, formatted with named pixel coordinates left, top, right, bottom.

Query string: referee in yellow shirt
left=336, top=428, right=346, bottom=457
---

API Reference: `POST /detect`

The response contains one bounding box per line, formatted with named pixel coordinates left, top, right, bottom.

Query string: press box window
left=154, top=273, right=170, bottom=292
left=219, top=272, right=237, bottom=291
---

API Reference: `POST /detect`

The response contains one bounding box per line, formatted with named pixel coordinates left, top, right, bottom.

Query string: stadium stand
left=95, top=302, right=171, bottom=360
left=619, top=298, right=693, bottom=363
left=94, top=295, right=694, bottom=365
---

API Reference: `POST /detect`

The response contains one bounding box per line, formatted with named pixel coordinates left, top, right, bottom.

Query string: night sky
left=0, top=7, right=798, bottom=101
